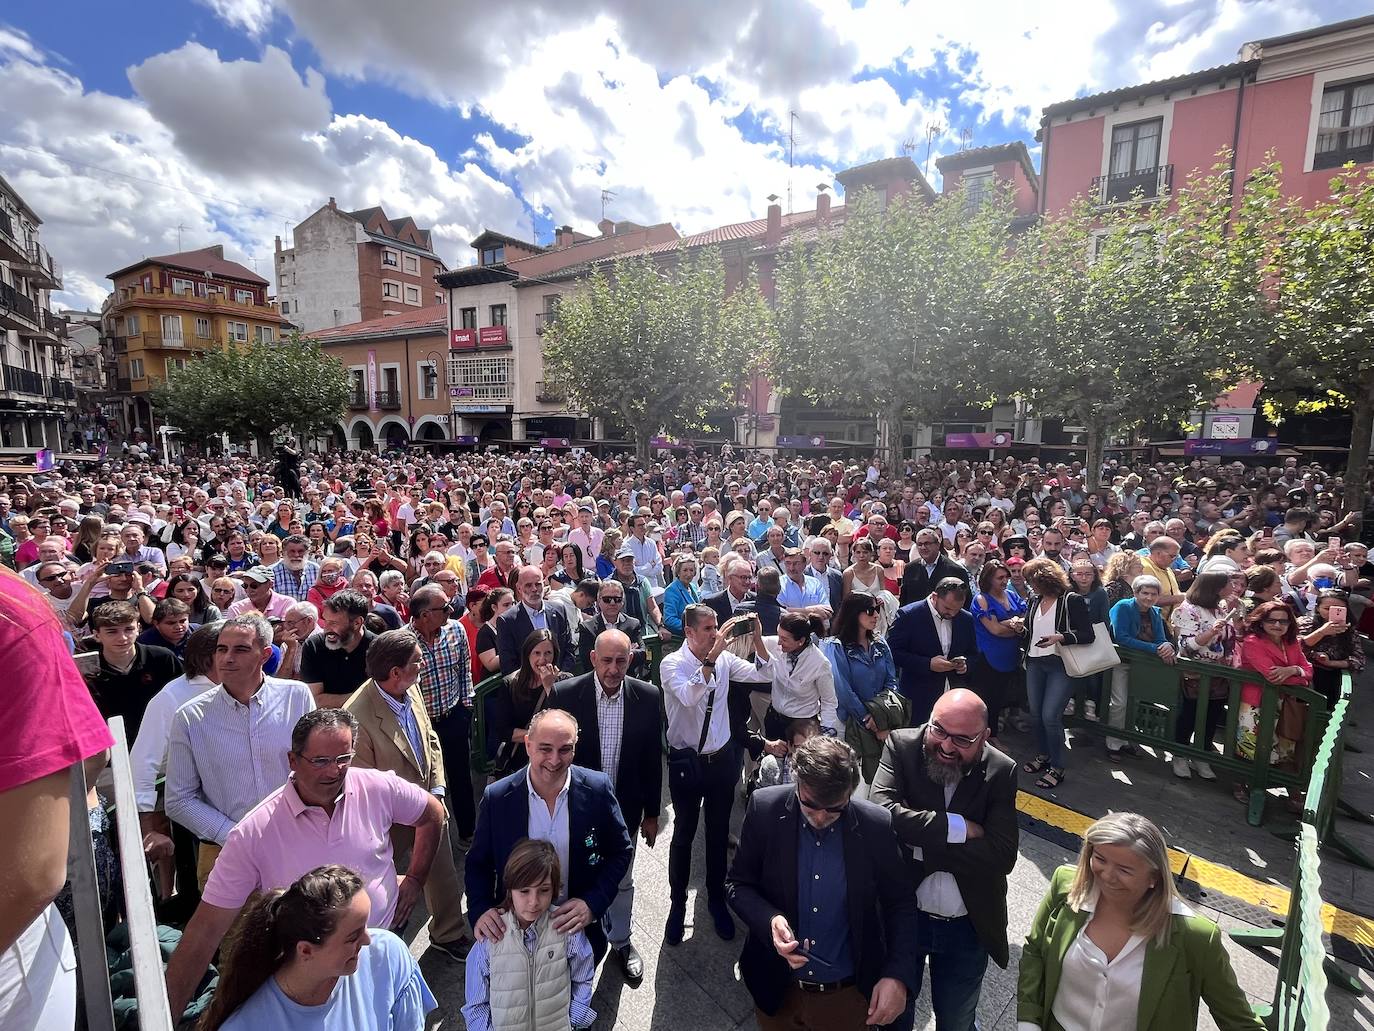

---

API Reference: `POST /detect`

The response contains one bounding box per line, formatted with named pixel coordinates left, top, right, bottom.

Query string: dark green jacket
left=1017, top=865, right=1265, bottom=1031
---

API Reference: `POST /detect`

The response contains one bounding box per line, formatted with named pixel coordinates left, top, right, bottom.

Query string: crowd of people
left=0, top=439, right=1366, bottom=1030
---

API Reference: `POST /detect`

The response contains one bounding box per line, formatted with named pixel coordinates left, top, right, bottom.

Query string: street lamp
left=423, top=349, right=449, bottom=440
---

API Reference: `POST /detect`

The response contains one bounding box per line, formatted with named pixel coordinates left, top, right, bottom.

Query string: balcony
left=108, top=284, right=279, bottom=318
left=116, top=377, right=132, bottom=393
left=0, top=212, right=24, bottom=263
left=0, top=281, right=37, bottom=331
left=1092, top=164, right=1173, bottom=206
left=12, top=241, right=61, bottom=290
left=2, top=364, right=43, bottom=396
left=534, top=310, right=559, bottom=335
left=20, top=309, right=65, bottom=344
left=376, top=389, right=402, bottom=410
left=535, top=380, right=566, bottom=404
left=47, top=377, right=75, bottom=402
left=347, top=389, right=369, bottom=411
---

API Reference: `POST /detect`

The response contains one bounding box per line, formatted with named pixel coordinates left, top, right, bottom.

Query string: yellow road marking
left=1017, top=790, right=1374, bottom=948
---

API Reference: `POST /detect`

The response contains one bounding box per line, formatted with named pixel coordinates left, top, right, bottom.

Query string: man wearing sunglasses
left=870, top=689, right=1018, bottom=1031
left=727, top=735, right=916, bottom=1029
left=163, top=706, right=446, bottom=1021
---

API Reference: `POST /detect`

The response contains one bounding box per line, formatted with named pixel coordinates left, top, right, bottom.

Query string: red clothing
left=306, top=578, right=347, bottom=612
left=0, top=574, right=113, bottom=793
left=459, top=612, right=484, bottom=684
left=1236, top=633, right=1312, bottom=707
left=476, top=566, right=512, bottom=592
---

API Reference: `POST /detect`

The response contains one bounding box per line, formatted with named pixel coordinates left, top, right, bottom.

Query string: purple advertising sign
left=944, top=432, right=1013, bottom=448
left=1183, top=437, right=1277, bottom=456
left=777, top=435, right=826, bottom=448
left=451, top=435, right=479, bottom=445
left=540, top=437, right=571, bottom=449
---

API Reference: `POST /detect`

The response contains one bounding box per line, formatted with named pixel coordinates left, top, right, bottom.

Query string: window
left=126, top=315, right=140, bottom=335
left=403, top=254, right=419, bottom=274
left=195, top=317, right=211, bottom=338
left=382, top=248, right=400, bottom=267
left=280, top=301, right=290, bottom=315
left=435, top=292, right=444, bottom=305
left=255, top=325, right=275, bottom=343
left=383, top=366, right=399, bottom=393
left=227, top=321, right=248, bottom=342
left=382, top=280, right=401, bottom=300
left=1104, top=118, right=1163, bottom=201
left=234, top=288, right=254, bottom=304
left=417, top=360, right=439, bottom=400
left=1315, top=79, right=1374, bottom=169
left=460, top=306, right=477, bottom=329
left=447, top=354, right=514, bottom=401
left=489, top=303, right=507, bottom=326
left=167, top=357, right=187, bottom=374
left=172, top=277, right=194, bottom=294
left=404, top=285, right=420, bottom=305
left=161, top=314, right=183, bottom=341
left=962, top=171, right=994, bottom=212
left=480, top=244, right=505, bottom=265
left=129, top=358, right=144, bottom=379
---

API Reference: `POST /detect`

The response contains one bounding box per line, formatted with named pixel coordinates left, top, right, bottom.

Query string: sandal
left=1022, top=754, right=1050, bottom=775
left=1036, top=767, right=1066, bottom=789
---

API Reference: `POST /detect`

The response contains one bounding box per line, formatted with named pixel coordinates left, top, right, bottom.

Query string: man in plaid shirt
left=272, top=535, right=319, bottom=602
left=409, top=584, right=477, bottom=842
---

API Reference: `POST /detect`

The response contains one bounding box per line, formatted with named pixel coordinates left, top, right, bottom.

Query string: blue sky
left=0, top=0, right=1362, bottom=309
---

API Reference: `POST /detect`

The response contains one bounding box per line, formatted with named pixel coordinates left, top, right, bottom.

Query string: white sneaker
left=1172, top=758, right=1193, bottom=779
left=1194, top=761, right=1217, bottom=781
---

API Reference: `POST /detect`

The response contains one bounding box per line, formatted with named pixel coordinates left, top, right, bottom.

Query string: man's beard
left=924, top=748, right=975, bottom=786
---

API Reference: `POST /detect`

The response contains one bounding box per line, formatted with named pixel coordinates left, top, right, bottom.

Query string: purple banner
left=1184, top=437, right=1278, bottom=456
left=451, top=435, right=479, bottom=445
left=540, top=437, right=571, bottom=449
left=34, top=448, right=54, bottom=471
left=944, top=432, right=1012, bottom=448
left=777, top=435, right=826, bottom=448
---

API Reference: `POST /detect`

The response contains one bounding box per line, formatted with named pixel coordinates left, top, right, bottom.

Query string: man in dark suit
left=899, top=528, right=970, bottom=606
left=494, top=564, right=576, bottom=675
left=871, top=690, right=1019, bottom=1031
left=704, top=553, right=757, bottom=625
left=549, top=629, right=663, bottom=983
left=804, top=537, right=845, bottom=615
left=889, top=577, right=978, bottom=726
left=465, top=707, right=632, bottom=961
left=575, top=581, right=645, bottom=677
left=728, top=736, right=917, bottom=1029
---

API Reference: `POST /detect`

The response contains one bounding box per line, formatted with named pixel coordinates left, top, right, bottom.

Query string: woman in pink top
left=1234, top=600, right=1312, bottom=795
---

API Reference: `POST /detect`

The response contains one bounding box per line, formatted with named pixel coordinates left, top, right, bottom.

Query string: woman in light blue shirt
left=661, top=552, right=701, bottom=640
left=200, top=865, right=436, bottom=1031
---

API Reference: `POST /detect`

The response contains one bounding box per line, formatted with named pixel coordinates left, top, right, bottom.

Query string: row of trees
left=542, top=156, right=1374, bottom=514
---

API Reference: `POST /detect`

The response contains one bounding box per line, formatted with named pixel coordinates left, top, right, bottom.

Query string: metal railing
left=535, top=310, right=559, bottom=335
left=69, top=716, right=174, bottom=1031
left=376, top=389, right=402, bottom=409
left=535, top=380, right=566, bottom=403
left=0, top=279, right=37, bottom=323
left=1091, top=163, right=1173, bottom=205
left=3, top=362, right=43, bottom=395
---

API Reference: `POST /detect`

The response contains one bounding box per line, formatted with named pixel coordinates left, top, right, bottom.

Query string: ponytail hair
left=198, top=865, right=363, bottom=1030
left=778, top=610, right=823, bottom=644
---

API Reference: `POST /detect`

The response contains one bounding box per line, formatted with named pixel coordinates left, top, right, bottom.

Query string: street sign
left=1210, top=416, right=1240, bottom=439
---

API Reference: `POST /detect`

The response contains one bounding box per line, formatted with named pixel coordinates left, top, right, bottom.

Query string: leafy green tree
left=1003, top=156, right=1278, bottom=481
left=773, top=183, right=1019, bottom=458
left=149, top=333, right=351, bottom=446
left=540, top=247, right=770, bottom=460
left=1261, top=164, right=1374, bottom=517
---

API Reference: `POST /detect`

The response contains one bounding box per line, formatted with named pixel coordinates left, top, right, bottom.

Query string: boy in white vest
left=461, top=839, right=597, bottom=1031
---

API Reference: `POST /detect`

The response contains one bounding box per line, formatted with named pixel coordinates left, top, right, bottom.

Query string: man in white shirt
left=568, top=506, right=605, bottom=572
left=935, top=498, right=971, bottom=544
left=626, top=513, right=663, bottom=587
left=870, top=690, right=1018, bottom=1031
left=659, top=603, right=777, bottom=945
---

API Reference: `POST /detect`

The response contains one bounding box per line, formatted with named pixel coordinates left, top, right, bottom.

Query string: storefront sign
left=945, top=432, right=1012, bottom=448
left=540, top=437, right=571, bottom=449
left=450, top=328, right=477, bottom=348
left=478, top=325, right=508, bottom=346
left=1184, top=437, right=1278, bottom=456
left=777, top=435, right=826, bottom=448
left=451, top=435, right=479, bottom=444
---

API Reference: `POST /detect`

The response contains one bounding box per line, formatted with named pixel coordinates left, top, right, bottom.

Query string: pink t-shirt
left=201, top=766, right=429, bottom=925
left=0, top=575, right=113, bottom=794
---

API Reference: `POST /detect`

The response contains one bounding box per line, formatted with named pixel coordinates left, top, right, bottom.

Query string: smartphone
left=73, top=651, right=100, bottom=680
left=730, top=615, right=757, bottom=638
left=792, top=943, right=831, bottom=967
left=950, top=655, right=968, bottom=671
left=1329, top=537, right=1341, bottom=552
left=1329, top=605, right=1348, bottom=625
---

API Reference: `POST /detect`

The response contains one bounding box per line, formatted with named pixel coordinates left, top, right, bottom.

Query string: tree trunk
left=1342, top=370, right=1374, bottom=520
left=634, top=422, right=652, bottom=465
left=1083, top=418, right=1108, bottom=489
left=878, top=405, right=906, bottom=462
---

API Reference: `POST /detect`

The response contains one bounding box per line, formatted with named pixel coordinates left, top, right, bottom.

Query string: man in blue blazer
left=888, top=577, right=978, bottom=726
left=465, top=707, right=633, bottom=961
left=494, top=564, right=576, bottom=675
left=727, top=736, right=917, bottom=1028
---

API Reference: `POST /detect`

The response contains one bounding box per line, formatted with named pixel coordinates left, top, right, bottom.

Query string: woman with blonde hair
left=1019, top=812, right=1262, bottom=1031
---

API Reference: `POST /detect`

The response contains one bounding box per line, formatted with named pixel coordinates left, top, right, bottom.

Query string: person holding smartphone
left=1298, top=588, right=1364, bottom=712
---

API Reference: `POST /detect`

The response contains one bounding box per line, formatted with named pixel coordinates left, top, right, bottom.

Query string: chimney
left=327, top=196, right=337, bottom=211
left=816, top=183, right=832, bottom=224
left=598, top=218, right=614, bottom=237
left=765, top=194, right=782, bottom=247
left=274, top=235, right=282, bottom=253
left=207, top=244, right=224, bottom=259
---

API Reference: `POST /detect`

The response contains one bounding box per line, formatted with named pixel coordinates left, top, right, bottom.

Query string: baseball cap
left=614, top=544, right=635, bottom=559
left=241, top=565, right=274, bottom=585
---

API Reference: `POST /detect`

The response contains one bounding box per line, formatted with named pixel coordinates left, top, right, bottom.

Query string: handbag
left=1058, top=622, right=1120, bottom=677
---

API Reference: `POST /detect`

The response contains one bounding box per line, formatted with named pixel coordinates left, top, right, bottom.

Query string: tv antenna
left=175, top=223, right=187, bottom=251
left=923, top=122, right=944, bottom=178
left=900, top=138, right=916, bottom=156
left=600, top=189, right=616, bottom=220
left=788, top=110, right=798, bottom=214
left=958, top=127, right=974, bottom=151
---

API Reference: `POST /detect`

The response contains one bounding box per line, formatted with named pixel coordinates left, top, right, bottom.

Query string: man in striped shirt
left=164, top=613, right=315, bottom=889
left=409, top=584, right=477, bottom=842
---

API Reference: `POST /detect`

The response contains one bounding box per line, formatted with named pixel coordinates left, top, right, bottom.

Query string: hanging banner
left=367, top=349, right=378, bottom=412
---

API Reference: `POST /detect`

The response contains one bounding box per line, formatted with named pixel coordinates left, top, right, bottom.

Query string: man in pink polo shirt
left=162, top=708, right=445, bottom=1022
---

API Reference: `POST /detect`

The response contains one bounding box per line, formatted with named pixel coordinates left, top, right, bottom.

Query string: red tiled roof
left=109, top=246, right=268, bottom=285
left=311, top=304, right=448, bottom=341
left=641, top=207, right=847, bottom=255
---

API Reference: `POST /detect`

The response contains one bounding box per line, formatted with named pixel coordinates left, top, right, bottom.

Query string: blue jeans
left=906, top=912, right=987, bottom=1031
left=1026, top=655, right=1074, bottom=769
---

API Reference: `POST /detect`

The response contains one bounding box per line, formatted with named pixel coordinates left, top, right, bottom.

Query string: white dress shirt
left=930, top=607, right=954, bottom=693
left=627, top=534, right=663, bottom=587
left=130, top=673, right=217, bottom=812
left=760, top=637, right=840, bottom=732
left=521, top=602, right=548, bottom=632
left=913, top=779, right=968, bottom=917
left=527, top=769, right=571, bottom=900
left=660, top=647, right=770, bottom=753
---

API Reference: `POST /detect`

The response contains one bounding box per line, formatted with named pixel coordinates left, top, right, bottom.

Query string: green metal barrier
left=1068, top=650, right=1329, bottom=827
left=468, top=672, right=506, bottom=779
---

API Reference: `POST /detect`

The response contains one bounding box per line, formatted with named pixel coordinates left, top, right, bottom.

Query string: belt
left=796, top=976, right=856, bottom=994
left=670, top=743, right=737, bottom=765
left=920, top=911, right=968, bottom=923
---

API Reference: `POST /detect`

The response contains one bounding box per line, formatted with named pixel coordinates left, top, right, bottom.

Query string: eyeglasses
left=297, top=751, right=355, bottom=769
left=1262, top=618, right=1291, bottom=627
left=927, top=721, right=982, bottom=749
left=39, top=572, right=70, bottom=583
left=797, top=791, right=848, bottom=815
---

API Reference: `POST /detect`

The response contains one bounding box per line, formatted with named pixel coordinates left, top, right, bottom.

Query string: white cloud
left=195, top=0, right=275, bottom=36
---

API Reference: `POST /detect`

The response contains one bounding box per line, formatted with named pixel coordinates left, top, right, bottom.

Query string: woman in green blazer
left=1018, top=812, right=1264, bottom=1031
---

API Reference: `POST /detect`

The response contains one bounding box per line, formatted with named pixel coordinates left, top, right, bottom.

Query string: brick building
left=275, top=199, right=448, bottom=332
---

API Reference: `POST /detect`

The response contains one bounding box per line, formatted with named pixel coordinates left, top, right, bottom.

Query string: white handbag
left=1058, top=622, right=1120, bottom=677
